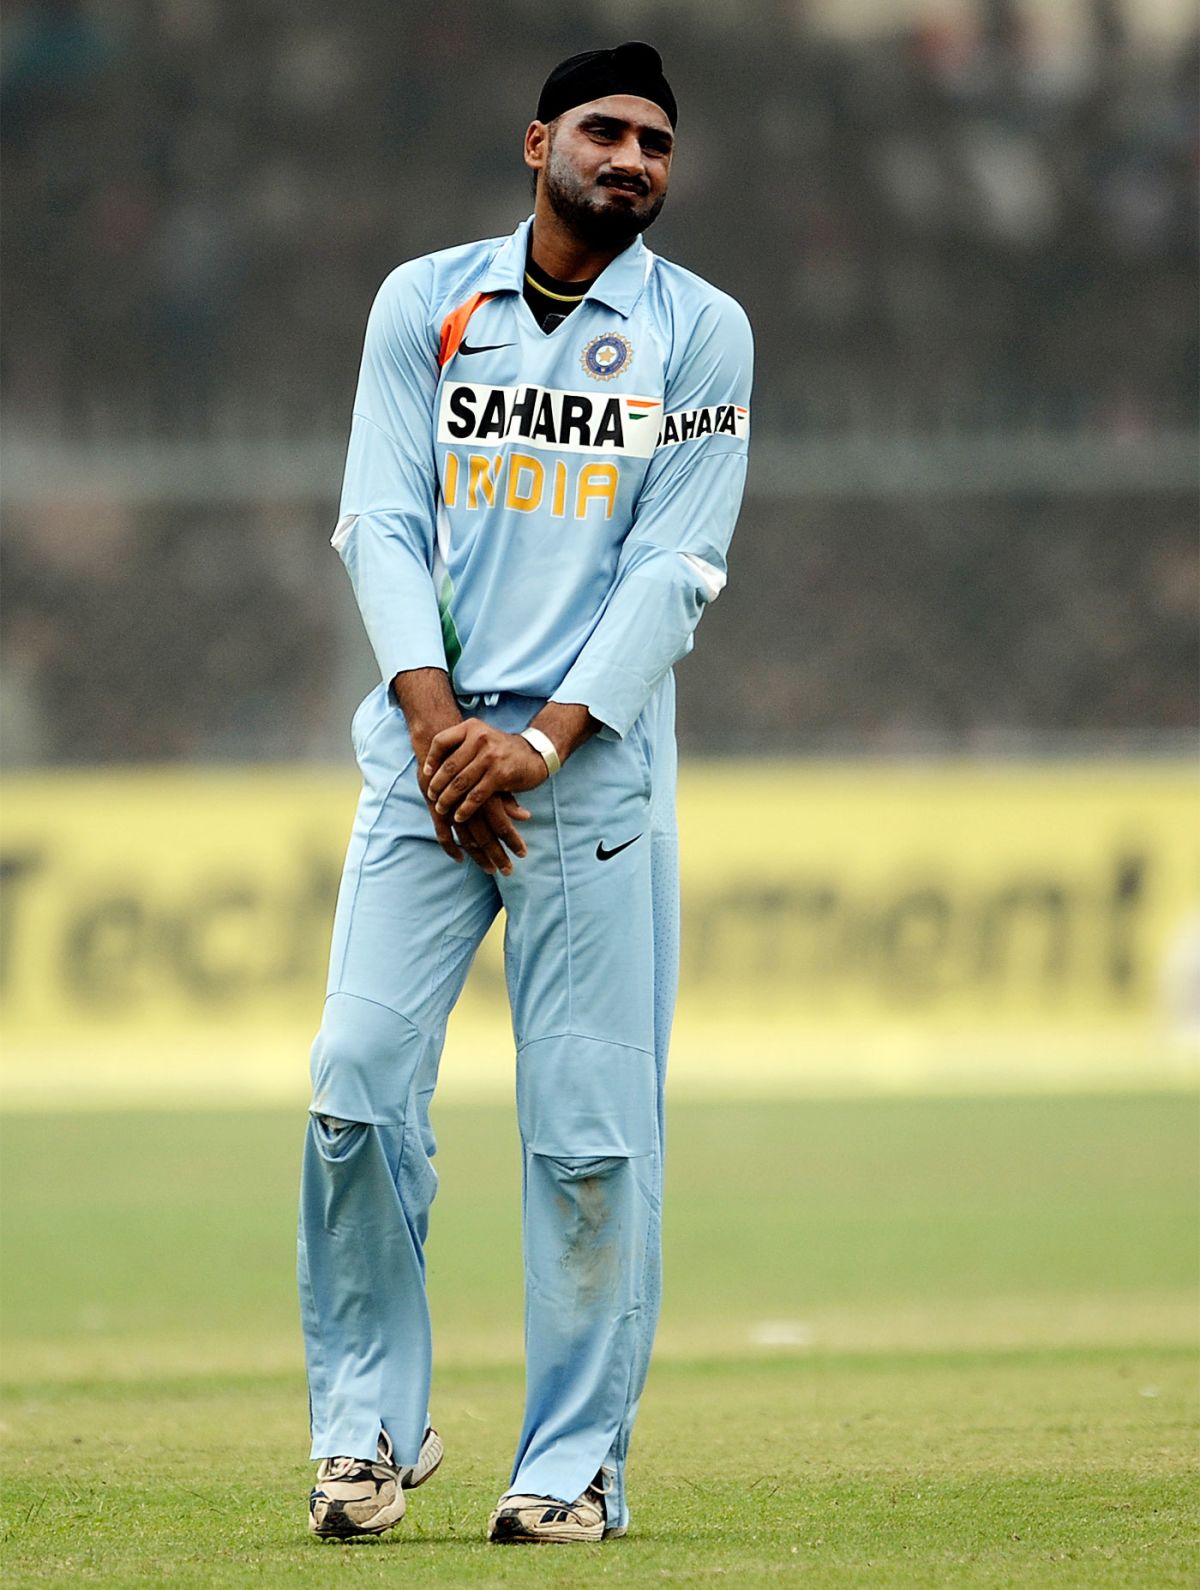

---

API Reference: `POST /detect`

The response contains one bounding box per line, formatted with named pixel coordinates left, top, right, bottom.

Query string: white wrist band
left=521, top=726, right=562, bottom=777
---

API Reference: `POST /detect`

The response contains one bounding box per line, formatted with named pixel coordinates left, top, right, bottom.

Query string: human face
left=531, top=94, right=674, bottom=249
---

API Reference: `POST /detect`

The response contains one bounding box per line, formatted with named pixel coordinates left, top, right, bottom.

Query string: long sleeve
left=550, top=294, right=753, bottom=738
left=331, top=261, right=448, bottom=685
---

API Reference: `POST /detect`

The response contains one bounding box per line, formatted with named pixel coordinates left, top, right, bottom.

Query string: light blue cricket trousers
left=297, top=675, right=678, bottom=1533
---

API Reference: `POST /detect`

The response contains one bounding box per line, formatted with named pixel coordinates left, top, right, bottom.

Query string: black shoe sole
left=488, top=1514, right=606, bottom=1545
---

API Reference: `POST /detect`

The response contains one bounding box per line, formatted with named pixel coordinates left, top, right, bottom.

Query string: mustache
left=598, top=173, right=649, bottom=197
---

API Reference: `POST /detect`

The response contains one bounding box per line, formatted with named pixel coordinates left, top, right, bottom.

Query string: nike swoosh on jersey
left=595, top=834, right=643, bottom=861
left=458, top=340, right=515, bottom=357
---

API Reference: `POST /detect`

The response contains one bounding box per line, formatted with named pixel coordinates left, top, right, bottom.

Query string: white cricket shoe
left=308, top=1425, right=443, bottom=1540
left=487, top=1470, right=624, bottom=1544
left=397, top=1424, right=444, bottom=1491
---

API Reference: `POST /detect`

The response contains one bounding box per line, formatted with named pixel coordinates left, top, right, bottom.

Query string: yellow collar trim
left=524, top=271, right=588, bottom=304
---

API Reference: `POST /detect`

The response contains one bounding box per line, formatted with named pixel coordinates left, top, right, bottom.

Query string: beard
left=542, top=144, right=666, bottom=249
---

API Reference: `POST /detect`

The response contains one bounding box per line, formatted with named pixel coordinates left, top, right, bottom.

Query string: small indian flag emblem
left=624, top=398, right=660, bottom=422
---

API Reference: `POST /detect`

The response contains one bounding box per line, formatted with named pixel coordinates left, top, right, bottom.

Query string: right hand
left=415, top=740, right=529, bottom=875
left=392, top=669, right=531, bottom=877
left=454, top=793, right=532, bottom=877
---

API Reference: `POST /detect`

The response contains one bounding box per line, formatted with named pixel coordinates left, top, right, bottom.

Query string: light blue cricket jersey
left=332, top=216, right=752, bottom=739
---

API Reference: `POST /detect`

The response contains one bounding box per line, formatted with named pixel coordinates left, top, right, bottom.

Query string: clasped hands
left=417, top=719, right=548, bottom=877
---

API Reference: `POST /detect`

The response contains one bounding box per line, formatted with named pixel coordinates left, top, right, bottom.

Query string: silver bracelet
left=521, top=726, right=562, bottom=777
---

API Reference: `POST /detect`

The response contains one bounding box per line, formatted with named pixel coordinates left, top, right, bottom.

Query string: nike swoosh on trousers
left=595, top=835, right=643, bottom=861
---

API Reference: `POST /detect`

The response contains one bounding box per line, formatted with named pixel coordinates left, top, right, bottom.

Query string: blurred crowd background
left=2, top=0, right=1196, bottom=763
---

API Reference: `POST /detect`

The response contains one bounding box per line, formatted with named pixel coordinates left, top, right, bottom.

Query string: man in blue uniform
left=300, top=42, right=752, bottom=1545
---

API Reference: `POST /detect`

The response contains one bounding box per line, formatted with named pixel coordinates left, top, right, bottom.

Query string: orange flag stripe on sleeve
left=438, top=291, right=497, bottom=367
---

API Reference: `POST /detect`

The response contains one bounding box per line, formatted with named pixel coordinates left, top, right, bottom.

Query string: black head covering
left=537, top=42, right=677, bottom=129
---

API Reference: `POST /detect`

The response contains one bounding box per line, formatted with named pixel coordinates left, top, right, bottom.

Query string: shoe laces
left=320, top=1430, right=394, bottom=1478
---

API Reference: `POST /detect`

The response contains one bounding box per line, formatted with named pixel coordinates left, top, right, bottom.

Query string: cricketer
left=299, top=40, right=752, bottom=1544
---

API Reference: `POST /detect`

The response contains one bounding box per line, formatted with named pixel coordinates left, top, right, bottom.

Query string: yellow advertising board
left=1, top=764, right=1196, bottom=1106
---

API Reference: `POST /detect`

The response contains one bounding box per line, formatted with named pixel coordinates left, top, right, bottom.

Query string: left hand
left=424, top=718, right=550, bottom=825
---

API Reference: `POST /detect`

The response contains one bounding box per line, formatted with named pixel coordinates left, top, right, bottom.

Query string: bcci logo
left=581, top=332, right=633, bottom=382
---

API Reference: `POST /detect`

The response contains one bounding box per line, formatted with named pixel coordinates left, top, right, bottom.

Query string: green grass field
left=1, top=1095, right=1196, bottom=1586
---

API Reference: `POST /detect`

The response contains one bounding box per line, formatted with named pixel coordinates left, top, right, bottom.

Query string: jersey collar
left=476, top=217, right=652, bottom=320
